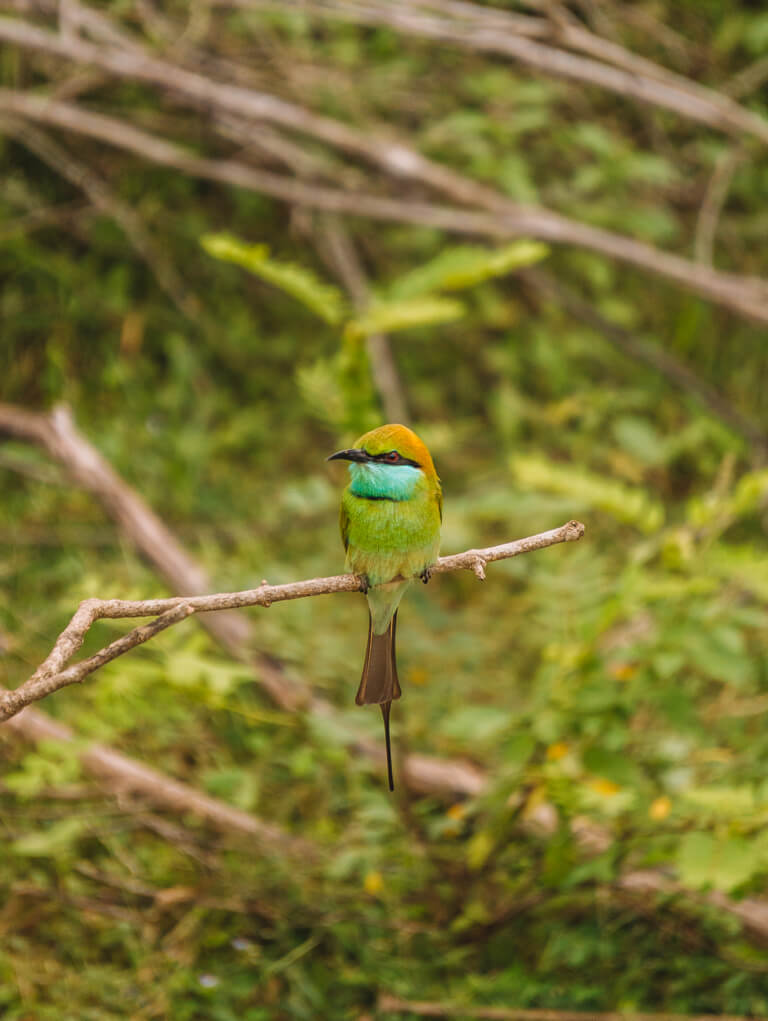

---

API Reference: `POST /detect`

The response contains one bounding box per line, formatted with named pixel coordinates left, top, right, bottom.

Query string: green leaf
left=296, top=356, right=347, bottom=430
left=681, top=785, right=756, bottom=820
left=676, top=832, right=761, bottom=892
left=612, top=416, right=665, bottom=467
left=466, top=830, right=495, bottom=870
left=201, top=233, right=346, bottom=324
left=13, top=817, right=88, bottom=859
left=346, top=295, right=465, bottom=337
left=511, top=455, right=664, bottom=533
left=439, top=706, right=510, bottom=743
left=388, top=241, right=548, bottom=299
left=582, top=746, right=640, bottom=787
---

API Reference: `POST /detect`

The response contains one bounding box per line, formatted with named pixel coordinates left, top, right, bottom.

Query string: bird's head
left=327, top=424, right=439, bottom=499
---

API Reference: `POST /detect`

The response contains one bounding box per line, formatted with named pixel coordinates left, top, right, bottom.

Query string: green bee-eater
left=328, top=424, right=442, bottom=790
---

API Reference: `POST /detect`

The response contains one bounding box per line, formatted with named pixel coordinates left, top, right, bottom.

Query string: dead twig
left=1, top=693, right=314, bottom=857
left=228, top=0, right=768, bottom=146
left=319, top=215, right=409, bottom=423
left=0, top=520, right=584, bottom=722
left=1, top=14, right=768, bottom=325
left=0, top=401, right=490, bottom=797
left=521, top=269, right=768, bottom=455
left=694, top=147, right=745, bottom=267
left=0, top=116, right=196, bottom=317
left=377, top=992, right=761, bottom=1020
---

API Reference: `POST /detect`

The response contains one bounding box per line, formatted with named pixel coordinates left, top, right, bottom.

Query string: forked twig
left=0, top=521, right=585, bottom=722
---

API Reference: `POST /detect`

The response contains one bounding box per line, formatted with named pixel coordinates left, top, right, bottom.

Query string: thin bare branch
left=1, top=89, right=767, bottom=324
left=2, top=691, right=314, bottom=856
left=694, top=147, right=745, bottom=267
left=6, top=408, right=768, bottom=939
left=227, top=0, right=768, bottom=145
left=377, top=993, right=758, bottom=1021
left=0, top=520, right=584, bottom=723
left=0, top=116, right=197, bottom=317
left=0, top=197, right=86, bottom=242
left=522, top=269, right=768, bottom=455
left=725, top=54, right=768, bottom=100
left=320, top=215, right=409, bottom=423
left=0, top=401, right=489, bottom=797
left=617, top=870, right=768, bottom=951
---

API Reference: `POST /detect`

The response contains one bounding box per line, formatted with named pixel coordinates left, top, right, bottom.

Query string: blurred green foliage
left=2, top=0, right=768, bottom=1017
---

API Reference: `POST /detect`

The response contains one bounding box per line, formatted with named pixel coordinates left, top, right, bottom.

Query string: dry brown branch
left=521, top=269, right=768, bottom=455
left=0, top=16, right=489, bottom=203
left=0, top=116, right=196, bottom=317
left=725, top=54, right=768, bottom=100
left=0, top=197, right=86, bottom=242
left=377, top=993, right=759, bottom=1021
left=0, top=519, right=585, bottom=722
left=1, top=90, right=767, bottom=324
left=694, top=148, right=745, bottom=267
left=319, top=215, right=409, bottom=423
left=0, top=401, right=490, bottom=797
left=229, top=0, right=768, bottom=146
left=1, top=690, right=314, bottom=857
left=4, top=403, right=768, bottom=940
left=617, top=870, right=768, bottom=948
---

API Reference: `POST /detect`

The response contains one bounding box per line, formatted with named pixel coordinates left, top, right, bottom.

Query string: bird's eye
left=384, top=451, right=399, bottom=462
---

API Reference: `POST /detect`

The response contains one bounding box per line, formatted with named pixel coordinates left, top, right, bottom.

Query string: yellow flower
left=588, top=777, right=620, bottom=797
left=364, top=870, right=383, bottom=896
left=649, top=795, right=671, bottom=820
left=610, top=662, right=637, bottom=682
left=546, top=741, right=569, bottom=761
left=407, top=667, right=428, bottom=686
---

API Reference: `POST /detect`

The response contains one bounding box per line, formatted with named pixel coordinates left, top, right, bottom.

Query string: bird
left=327, top=424, right=442, bottom=791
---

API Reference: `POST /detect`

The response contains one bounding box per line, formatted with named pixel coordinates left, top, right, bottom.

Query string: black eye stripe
left=366, top=450, right=421, bottom=467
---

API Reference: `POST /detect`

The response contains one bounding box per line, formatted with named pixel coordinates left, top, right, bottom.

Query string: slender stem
left=0, top=521, right=584, bottom=722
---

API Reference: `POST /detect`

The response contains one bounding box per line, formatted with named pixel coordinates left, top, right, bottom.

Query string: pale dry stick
left=319, top=215, right=409, bottom=423
left=693, top=147, right=745, bottom=267
left=1, top=92, right=767, bottom=323
left=287, top=0, right=689, bottom=86
left=0, top=401, right=293, bottom=705
left=377, top=993, right=760, bottom=1021
left=5, top=428, right=768, bottom=944
left=0, top=116, right=196, bottom=318
left=3, top=4, right=768, bottom=309
left=521, top=269, right=768, bottom=455
left=616, top=869, right=768, bottom=950
left=416, top=0, right=693, bottom=83
left=0, top=198, right=86, bottom=242
left=726, top=54, right=768, bottom=100
left=0, top=402, right=486, bottom=797
left=0, top=521, right=585, bottom=723
left=1, top=692, right=314, bottom=857
left=0, top=16, right=493, bottom=207
left=228, top=0, right=768, bottom=145
left=3, top=1, right=768, bottom=231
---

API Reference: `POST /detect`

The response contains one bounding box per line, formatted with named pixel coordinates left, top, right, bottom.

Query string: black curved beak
left=327, top=448, right=370, bottom=463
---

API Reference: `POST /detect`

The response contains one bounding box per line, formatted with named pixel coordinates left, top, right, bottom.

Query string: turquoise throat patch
left=348, top=462, right=422, bottom=501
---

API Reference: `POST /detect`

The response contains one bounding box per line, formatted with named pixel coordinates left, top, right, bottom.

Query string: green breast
left=342, top=484, right=441, bottom=587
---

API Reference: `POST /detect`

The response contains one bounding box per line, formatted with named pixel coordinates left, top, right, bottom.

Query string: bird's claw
left=358, top=573, right=371, bottom=595
left=420, top=566, right=433, bottom=585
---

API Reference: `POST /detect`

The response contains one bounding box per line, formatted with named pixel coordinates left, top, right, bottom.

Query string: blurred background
left=2, top=1, right=768, bottom=1018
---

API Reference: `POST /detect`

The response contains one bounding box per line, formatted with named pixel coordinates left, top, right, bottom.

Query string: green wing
left=339, top=498, right=350, bottom=551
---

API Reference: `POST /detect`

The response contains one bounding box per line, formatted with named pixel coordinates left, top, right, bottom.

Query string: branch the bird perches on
left=0, top=520, right=584, bottom=723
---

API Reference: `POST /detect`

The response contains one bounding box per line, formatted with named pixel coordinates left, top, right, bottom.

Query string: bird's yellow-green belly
left=343, top=494, right=440, bottom=586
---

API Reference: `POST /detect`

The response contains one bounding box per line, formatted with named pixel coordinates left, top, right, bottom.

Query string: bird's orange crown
left=355, top=424, right=438, bottom=480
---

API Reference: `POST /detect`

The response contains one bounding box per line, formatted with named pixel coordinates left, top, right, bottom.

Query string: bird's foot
left=358, top=573, right=371, bottom=595
left=420, top=566, right=433, bottom=585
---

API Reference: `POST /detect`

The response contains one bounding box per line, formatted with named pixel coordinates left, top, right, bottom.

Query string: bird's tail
left=356, top=611, right=401, bottom=791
